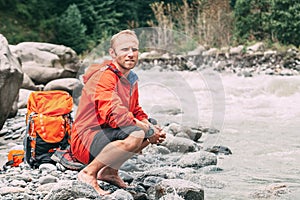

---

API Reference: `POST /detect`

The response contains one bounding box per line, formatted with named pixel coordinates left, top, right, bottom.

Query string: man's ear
left=109, top=48, right=116, bottom=58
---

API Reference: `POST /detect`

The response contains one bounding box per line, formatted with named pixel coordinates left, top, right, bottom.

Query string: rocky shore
left=0, top=108, right=231, bottom=200
left=138, top=42, right=300, bottom=77
left=1, top=33, right=297, bottom=199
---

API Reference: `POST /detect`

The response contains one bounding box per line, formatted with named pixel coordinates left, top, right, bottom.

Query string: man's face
left=111, top=34, right=139, bottom=71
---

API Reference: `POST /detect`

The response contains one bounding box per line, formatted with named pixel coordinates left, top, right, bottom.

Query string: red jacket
left=71, top=61, right=148, bottom=164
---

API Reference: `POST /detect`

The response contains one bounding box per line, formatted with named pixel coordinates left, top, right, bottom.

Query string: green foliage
left=1, top=0, right=299, bottom=54
left=0, top=0, right=155, bottom=52
left=233, top=0, right=271, bottom=42
left=55, top=4, right=87, bottom=53
left=270, top=0, right=300, bottom=47
left=233, top=0, right=300, bottom=46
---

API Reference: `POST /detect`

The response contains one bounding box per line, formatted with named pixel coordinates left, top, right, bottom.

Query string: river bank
left=1, top=69, right=300, bottom=199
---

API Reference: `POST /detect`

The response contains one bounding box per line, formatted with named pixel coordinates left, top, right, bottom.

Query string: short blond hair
left=110, top=30, right=139, bottom=49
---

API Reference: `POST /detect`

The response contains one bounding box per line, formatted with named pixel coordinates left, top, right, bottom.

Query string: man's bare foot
left=78, top=170, right=110, bottom=196
left=97, top=167, right=128, bottom=188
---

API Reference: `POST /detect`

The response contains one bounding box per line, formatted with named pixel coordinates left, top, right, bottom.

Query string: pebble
left=39, top=175, right=58, bottom=185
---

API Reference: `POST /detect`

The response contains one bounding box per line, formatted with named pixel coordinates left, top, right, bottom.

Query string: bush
left=270, top=0, right=300, bottom=47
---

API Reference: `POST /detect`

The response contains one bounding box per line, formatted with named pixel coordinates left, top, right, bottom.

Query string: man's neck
left=113, top=61, right=130, bottom=77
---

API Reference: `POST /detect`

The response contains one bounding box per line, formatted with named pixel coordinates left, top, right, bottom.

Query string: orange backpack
left=24, top=90, right=73, bottom=168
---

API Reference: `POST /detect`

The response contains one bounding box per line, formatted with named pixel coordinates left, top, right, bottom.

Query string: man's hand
left=135, top=118, right=166, bottom=144
left=148, top=127, right=166, bottom=144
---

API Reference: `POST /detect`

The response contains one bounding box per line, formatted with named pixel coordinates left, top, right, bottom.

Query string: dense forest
left=0, top=0, right=299, bottom=54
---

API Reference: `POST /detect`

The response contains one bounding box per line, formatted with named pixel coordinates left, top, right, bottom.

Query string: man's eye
left=120, top=48, right=138, bottom=52
left=121, top=48, right=130, bottom=52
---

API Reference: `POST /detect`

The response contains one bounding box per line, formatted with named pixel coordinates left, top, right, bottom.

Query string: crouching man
left=70, top=30, right=166, bottom=195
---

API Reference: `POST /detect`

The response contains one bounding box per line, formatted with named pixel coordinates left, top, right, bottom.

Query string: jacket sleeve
left=93, top=71, right=135, bottom=128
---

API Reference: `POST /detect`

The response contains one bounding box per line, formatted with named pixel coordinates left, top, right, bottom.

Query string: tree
left=55, top=4, right=87, bottom=53
left=233, top=0, right=271, bottom=42
left=270, top=0, right=300, bottom=46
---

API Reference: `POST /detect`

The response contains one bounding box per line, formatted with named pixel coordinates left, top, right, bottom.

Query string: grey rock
left=15, top=173, right=33, bottom=182
left=178, top=151, right=217, bottom=169
left=9, top=179, right=27, bottom=187
left=0, top=128, right=9, bottom=136
left=21, top=72, right=43, bottom=91
left=202, top=127, right=220, bottom=134
left=203, top=48, right=218, bottom=56
left=39, top=175, right=58, bottom=185
left=175, top=132, right=190, bottom=139
left=11, top=45, right=60, bottom=67
left=18, top=89, right=33, bottom=109
left=39, top=163, right=57, bottom=172
left=22, top=62, right=74, bottom=85
left=187, top=174, right=226, bottom=189
left=119, top=170, right=134, bottom=184
left=136, top=166, right=196, bottom=181
left=142, top=144, right=171, bottom=155
left=0, top=34, right=23, bottom=130
left=143, top=176, right=164, bottom=189
left=187, top=45, right=205, bottom=56
left=120, top=159, right=141, bottom=172
left=148, top=179, right=204, bottom=200
left=0, top=186, right=26, bottom=195
left=43, top=180, right=100, bottom=200
left=250, top=183, right=289, bottom=199
left=37, top=182, right=59, bottom=192
left=12, top=42, right=80, bottom=72
left=247, top=42, right=265, bottom=53
left=229, top=45, right=244, bottom=55
left=200, top=165, right=223, bottom=174
left=159, top=193, right=184, bottom=200
left=44, top=78, right=83, bottom=100
left=10, top=121, right=25, bottom=131
left=8, top=93, right=19, bottom=118
left=162, top=134, right=198, bottom=153
left=206, top=145, right=232, bottom=155
left=109, top=189, right=134, bottom=200
left=167, top=123, right=182, bottom=135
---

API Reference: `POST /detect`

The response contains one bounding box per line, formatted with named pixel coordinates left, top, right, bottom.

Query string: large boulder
left=44, top=78, right=83, bottom=105
left=21, top=72, right=44, bottom=91
left=22, top=62, right=73, bottom=85
left=10, top=42, right=81, bottom=86
left=10, top=42, right=80, bottom=72
left=0, top=34, right=23, bottom=130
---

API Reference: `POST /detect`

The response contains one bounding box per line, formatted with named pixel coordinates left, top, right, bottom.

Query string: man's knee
left=122, top=130, right=145, bottom=151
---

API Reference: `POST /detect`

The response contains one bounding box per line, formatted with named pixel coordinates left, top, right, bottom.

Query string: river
left=136, top=69, right=300, bottom=199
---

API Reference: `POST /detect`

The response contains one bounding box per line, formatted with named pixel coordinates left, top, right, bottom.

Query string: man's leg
left=77, top=130, right=145, bottom=195
left=97, top=139, right=150, bottom=187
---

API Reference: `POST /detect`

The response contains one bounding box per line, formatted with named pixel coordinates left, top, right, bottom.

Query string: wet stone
left=206, top=145, right=232, bottom=155
left=178, top=151, right=217, bottom=169
left=147, top=179, right=204, bottom=200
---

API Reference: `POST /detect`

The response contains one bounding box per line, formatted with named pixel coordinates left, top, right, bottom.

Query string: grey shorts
left=89, top=126, right=142, bottom=163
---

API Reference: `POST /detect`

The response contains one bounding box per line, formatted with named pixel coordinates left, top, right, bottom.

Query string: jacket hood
left=82, top=60, right=112, bottom=84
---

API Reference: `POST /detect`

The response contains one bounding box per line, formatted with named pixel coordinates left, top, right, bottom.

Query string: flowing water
left=136, top=69, right=300, bottom=199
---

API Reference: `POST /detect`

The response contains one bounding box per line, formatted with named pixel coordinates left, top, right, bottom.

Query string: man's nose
left=127, top=48, right=134, bottom=55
